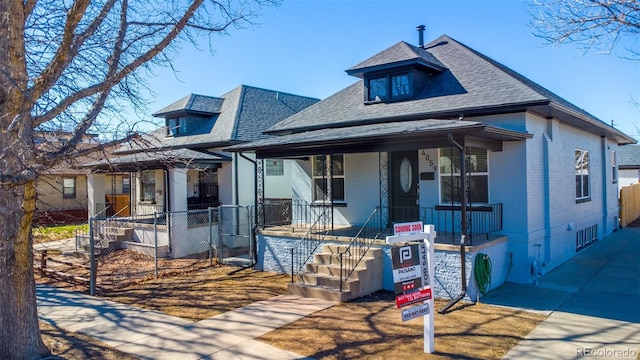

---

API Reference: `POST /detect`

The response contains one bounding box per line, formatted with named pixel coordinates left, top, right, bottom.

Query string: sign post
left=386, top=223, right=436, bottom=354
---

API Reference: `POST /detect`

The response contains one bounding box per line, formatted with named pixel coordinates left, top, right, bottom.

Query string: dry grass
left=258, top=291, right=544, bottom=359
left=37, top=254, right=544, bottom=359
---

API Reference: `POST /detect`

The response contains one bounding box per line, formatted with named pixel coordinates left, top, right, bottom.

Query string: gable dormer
left=153, top=94, right=223, bottom=137
left=346, top=35, right=447, bottom=104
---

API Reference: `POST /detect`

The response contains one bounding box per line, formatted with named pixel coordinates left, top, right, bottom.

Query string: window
left=122, top=176, right=130, bottom=193
left=612, top=150, right=617, bottom=184
left=391, top=74, right=410, bottom=97
left=369, top=77, right=388, bottom=100
left=439, top=148, right=488, bottom=204
left=140, top=171, right=155, bottom=202
left=166, top=117, right=187, bottom=136
left=62, top=178, right=76, bottom=199
left=266, top=159, right=284, bottom=176
left=312, top=155, right=345, bottom=202
left=367, top=73, right=411, bottom=101
left=576, top=149, right=590, bottom=201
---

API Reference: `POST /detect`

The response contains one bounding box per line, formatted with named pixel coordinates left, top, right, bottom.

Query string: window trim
left=122, top=176, right=131, bottom=194
left=438, top=148, right=489, bottom=205
left=575, top=149, right=591, bottom=202
left=140, top=171, right=156, bottom=203
left=312, top=155, right=346, bottom=203
left=62, top=177, right=76, bottom=199
left=366, top=72, right=412, bottom=102
left=612, top=150, right=618, bottom=184
left=265, top=159, right=284, bottom=176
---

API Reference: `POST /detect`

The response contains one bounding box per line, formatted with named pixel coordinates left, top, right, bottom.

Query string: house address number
left=421, top=150, right=438, bottom=172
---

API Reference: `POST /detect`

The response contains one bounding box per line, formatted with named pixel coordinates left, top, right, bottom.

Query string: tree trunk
left=0, top=182, right=50, bottom=359
left=0, top=1, right=49, bottom=358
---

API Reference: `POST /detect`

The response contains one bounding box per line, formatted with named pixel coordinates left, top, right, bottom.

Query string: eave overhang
left=226, top=119, right=532, bottom=159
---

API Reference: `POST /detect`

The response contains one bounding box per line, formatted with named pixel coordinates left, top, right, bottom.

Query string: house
left=34, top=132, right=101, bottom=225
left=85, top=85, right=318, bottom=258
left=228, top=32, right=636, bottom=301
left=617, top=144, right=640, bottom=189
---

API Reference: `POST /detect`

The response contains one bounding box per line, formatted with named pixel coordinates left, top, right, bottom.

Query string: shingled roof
left=265, top=35, right=634, bottom=145
left=618, top=144, right=640, bottom=169
left=115, top=85, right=319, bottom=154
left=346, top=41, right=447, bottom=76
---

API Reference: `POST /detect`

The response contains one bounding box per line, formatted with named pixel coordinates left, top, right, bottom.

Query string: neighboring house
left=617, top=144, right=640, bottom=189
left=34, top=132, right=102, bottom=225
left=229, top=33, right=636, bottom=300
left=85, top=85, right=318, bottom=257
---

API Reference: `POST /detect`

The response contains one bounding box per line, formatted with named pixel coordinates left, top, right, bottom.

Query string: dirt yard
left=37, top=252, right=545, bottom=359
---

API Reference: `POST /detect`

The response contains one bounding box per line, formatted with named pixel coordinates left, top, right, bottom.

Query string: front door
left=390, top=151, right=419, bottom=224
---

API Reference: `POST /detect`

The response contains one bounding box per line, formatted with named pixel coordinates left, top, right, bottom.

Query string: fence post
left=40, top=250, right=47, bottom=275
left=208, top=207, right=213, bottom=266
left=89, top=218, right=96, bottom=296
left=218, top=206, right=223, bottom=263
left=154, top=212, right=158, bottom=278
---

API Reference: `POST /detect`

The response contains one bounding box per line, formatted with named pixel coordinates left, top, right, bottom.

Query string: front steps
left=288, top=244, right=383, bottom=302
left=75, top=226, right=133, bottom=258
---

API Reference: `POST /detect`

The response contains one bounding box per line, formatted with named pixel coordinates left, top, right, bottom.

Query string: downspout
left=234, top=153, right=239, bottom=206
left=439, top=134, right=468, bottom=314
left=601, top=137, right=608, bottom=236
left=163, top=169, right=171, bottom=254
left=543, top=132, right=552, bottom=268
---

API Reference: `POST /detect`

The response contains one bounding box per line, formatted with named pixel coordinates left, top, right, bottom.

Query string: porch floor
left=260, top=224, right=506, bottom=252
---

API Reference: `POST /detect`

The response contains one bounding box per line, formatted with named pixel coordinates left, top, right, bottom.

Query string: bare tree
left=0, top=0, right=277, bottom=358
left=529, top=0, right=640, bottom=58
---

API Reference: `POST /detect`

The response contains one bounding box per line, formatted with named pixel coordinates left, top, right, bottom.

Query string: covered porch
left=87, top=148, right=230, bottom=218
left=232, top=118, right=531, bottom=243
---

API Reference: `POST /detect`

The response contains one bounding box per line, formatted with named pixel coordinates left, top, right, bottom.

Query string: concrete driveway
left=482, top=226, right=640, bottom=359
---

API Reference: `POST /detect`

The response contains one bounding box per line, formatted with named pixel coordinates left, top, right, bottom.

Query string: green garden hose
left=474, top=253, right=492, bottom=295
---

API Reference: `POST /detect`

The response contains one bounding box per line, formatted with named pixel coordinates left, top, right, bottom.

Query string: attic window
left=367, top=73, right=411, bottom=102
left=166, top=117, right=186, bottom=136
left=165, top=114, right=215, bottom=137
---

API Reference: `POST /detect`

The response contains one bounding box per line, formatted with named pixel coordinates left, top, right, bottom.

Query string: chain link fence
left=71, top=206, right=253, bottom=295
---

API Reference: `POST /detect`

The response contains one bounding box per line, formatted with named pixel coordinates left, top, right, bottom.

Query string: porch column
left=168, top=168, right=188, bottom=212
left=87, top=173, right=105, bottom=218
left=256, top=158, right=264, bottom=227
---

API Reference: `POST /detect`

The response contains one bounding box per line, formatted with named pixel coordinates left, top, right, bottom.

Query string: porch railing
left=259, top=200, right=333, bottom=231
left=339, top=207, right=382, bottom=292
left=290, top=209, right=330, bottom=282
left=382, top=203, right=503, bottom=244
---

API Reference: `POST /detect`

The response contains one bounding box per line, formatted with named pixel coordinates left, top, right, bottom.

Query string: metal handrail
left=339, top=207, right=382, bottom=292
left=289, top=210, right=330, bottom=282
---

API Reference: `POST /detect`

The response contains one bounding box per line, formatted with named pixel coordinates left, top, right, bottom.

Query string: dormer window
left=165, top=114, right=216, bottom=137
left=367, top=72, right=411, bottom=101
left=166, top=117, right=187, bottom=136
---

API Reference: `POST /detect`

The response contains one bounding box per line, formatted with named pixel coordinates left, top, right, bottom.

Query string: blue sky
left=138, top=0, right=639, bottom=140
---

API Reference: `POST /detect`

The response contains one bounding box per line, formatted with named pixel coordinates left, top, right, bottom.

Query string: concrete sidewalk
left=37, top=286, right=335, bottom=359
left=481, top=226, right=640, bottom=360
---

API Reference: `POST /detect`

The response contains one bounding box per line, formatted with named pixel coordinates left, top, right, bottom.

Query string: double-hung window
left=576, top=149, right=590, bottom=201
left=439, top=148, right=488, bottom=204
left=312, top=155, right=345, bottom=202
left=62, top=178, right=76, bottom=199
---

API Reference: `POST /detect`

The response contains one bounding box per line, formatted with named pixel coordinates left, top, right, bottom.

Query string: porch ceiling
left=87, top=148, right=231, bottom=172
left=226, top=119, right=532, bottom=158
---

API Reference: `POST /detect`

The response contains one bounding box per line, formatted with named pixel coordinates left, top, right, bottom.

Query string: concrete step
left=297, top=272, right=359, bottom=293
left=287, top=282, right=352, bottom=302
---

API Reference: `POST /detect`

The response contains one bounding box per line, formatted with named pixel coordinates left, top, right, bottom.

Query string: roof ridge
left=230, top=85, right=247, bottom=140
